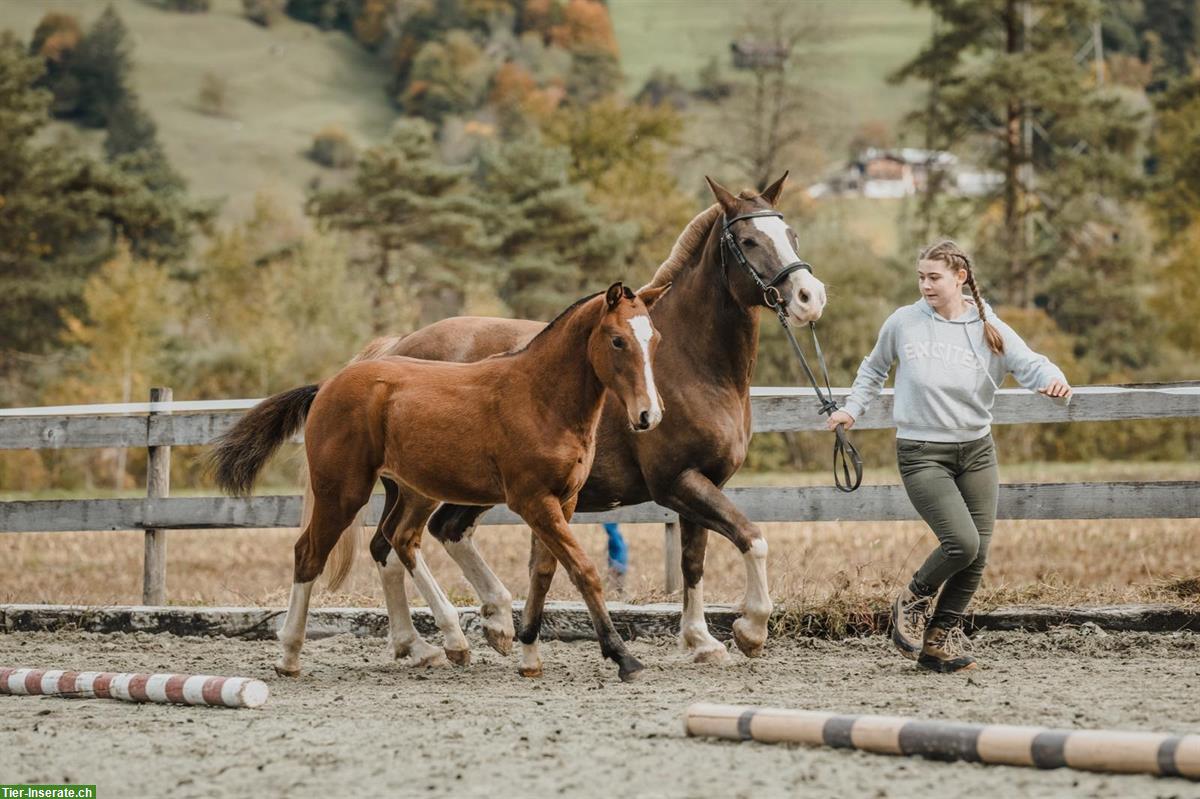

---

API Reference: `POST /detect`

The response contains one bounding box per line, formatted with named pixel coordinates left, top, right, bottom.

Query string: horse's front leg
left=657, top=469, right=771, bottom=658
left=512, top=494, right=644, bottom=682
left=677, top=517, right=730, bottom=663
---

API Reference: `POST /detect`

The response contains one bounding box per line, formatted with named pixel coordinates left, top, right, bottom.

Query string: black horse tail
left=210, top=384, right=319, bottom=497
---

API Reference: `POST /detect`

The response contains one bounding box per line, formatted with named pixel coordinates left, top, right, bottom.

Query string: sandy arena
left=2, top=627, right=1198, bottom=798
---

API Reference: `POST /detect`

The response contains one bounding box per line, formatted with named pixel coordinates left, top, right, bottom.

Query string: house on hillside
left=808, top=147, right=1002, bottom=200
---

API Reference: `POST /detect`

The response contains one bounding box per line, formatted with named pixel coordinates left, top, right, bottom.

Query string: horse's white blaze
left=752, top=216, right=801, bottom=266
left=628, top=314, right=662, bottom=425
left=751, top=216, right=825, bottom=321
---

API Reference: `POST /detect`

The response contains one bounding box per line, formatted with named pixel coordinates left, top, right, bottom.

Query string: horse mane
left=506, top=290, right=602, bottom=355
left=638, top=192, right=761, bottom=292
left=639, top=203, right=723, bottom=291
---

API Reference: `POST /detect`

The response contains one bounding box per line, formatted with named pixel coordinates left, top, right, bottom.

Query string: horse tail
left=210, top=384, right=319, bottom=497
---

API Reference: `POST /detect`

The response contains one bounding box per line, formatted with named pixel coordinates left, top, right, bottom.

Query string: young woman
left=827, top=240, right=1072, bottom=673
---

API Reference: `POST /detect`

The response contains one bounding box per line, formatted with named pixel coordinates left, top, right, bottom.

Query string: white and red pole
left=0, top=668, right=269, bottom=709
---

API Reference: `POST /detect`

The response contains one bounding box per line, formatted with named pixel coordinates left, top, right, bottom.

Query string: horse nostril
left=639, top=411, right=650, bottom=428
left=798, top=289, right=810, bottom=304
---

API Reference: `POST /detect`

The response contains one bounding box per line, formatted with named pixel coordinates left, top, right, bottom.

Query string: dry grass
left=3, top=518, right=1198, bottom=617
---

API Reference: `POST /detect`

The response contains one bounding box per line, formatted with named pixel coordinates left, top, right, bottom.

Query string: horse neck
left=656, top=224, right=761, bottom=390
left=516, top=299, right=606, bottom=431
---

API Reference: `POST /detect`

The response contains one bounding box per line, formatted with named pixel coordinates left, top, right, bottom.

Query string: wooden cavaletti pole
left=1, top=668, right=269, bottom=709
left=684, top=703, right=1200, bottom=780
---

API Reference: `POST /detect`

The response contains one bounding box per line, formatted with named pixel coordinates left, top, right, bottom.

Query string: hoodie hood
left=913, top=296, right=994, bottom=325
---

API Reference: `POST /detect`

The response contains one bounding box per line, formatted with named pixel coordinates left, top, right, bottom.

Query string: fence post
left=664, top=520, right=682, bottom=594
left=143, top=387, right=171, bottom=606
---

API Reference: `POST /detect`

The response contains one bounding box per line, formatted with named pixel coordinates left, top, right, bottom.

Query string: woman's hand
left=1037, top=379, right=1073, bottom=401
left=827, top=409, right=855, bottom=431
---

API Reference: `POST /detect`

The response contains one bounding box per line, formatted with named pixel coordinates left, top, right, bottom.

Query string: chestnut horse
left=341, top=174, right=826, bottom=672
left=211, top=283, right=668, bottom=681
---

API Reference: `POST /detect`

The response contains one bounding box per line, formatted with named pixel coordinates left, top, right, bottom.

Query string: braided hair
left=919, top=240, right=1005, bottom=355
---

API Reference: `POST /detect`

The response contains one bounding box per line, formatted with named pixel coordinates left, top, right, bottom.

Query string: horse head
left=705, top=172, right=826, bottom=325
left=590, top=281, right=670, bottom=432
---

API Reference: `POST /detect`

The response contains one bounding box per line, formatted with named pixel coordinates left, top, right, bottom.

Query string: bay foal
left=211, top=283, right=668, bottom=681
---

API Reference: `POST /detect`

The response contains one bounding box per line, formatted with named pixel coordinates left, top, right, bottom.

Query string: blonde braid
left=919, top=240, right=1004, bottom=355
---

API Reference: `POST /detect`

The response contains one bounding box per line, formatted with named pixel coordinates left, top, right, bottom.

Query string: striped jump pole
left=684, top=703, right=1200, bottom=781
left=0, top=668, right=269, bottom=709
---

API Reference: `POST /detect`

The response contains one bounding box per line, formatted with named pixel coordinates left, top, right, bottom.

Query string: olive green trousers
left=898, top=434, right=999, bottom=624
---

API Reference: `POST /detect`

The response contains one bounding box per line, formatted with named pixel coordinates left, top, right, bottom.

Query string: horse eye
left=741, top=238, right=757, bottom=248
left=611, top=337, right=626, bottom=349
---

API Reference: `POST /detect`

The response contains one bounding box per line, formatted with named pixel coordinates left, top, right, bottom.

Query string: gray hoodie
left=842, top=297, right=1066, bottom=443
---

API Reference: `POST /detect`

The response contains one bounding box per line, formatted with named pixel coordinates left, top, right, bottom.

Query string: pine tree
left=65, top=4, right=135, bottom=128
left=475, top=135, right=634, bottom=319
left=893, top=0, right=1153, bottom=375
left=307, top=118, right=490, bottom=330
left=0, top=36, right=196, bottom=368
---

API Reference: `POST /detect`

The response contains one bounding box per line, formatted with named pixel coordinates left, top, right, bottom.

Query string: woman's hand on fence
left=1038, top=379, right=1073, bottom=402
left=827, top=409, right=855, bottom=431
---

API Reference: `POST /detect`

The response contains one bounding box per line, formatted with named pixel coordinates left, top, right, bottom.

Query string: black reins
left=721, top=211, right=864, bottom=493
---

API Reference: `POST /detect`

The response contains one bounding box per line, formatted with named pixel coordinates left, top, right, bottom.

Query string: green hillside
left=610, top=0, right=931, bottom=134
left=1, top=1, right=930, bottom=225
left=0, top=0, right=395, bottom=222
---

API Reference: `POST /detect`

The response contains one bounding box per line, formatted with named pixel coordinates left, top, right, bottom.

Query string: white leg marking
left=442, top=532, right=514, bottom=654
left=276, top=580, right=314, bottom=675
left=628, top=315, right=663, bottom=426
left=680, top=579, right=728, bottom=662
left=409, top=550, right=470, bottom=656
left=377, top=555, right=445, bottom=666
left=732, top=537, right=772, bottom=656
left=519, top=641, right=543, bottom=677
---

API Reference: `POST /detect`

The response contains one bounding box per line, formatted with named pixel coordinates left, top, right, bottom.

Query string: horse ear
left=705, top=176, right=739, bottom=215
left=622, top=285, right=635, bottom=300
left=638, top=282, right=672, bottom=309
left=760, top=170, right=789, bottom=206
left=605, top=281, right=624, bottom=309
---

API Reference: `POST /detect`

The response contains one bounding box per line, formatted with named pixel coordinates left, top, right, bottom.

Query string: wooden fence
left=1, top=383, right=1197, bottom=602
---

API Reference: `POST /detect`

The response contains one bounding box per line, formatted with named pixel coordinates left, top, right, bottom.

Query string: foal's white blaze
left=750, top=216, right=826, bottom=322
left=628, top=314, right=662, bottom=427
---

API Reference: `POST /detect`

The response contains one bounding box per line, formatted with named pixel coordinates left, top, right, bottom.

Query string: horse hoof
left=691, top=644, right=730, bottom=664
left=484, top=626, right=513, bottom=656
left=445, top=648, right=471, bottom=666
left=518, top=665, right=543, bottom=679
left=410, top=648, right=450, bottom=669
left=273, top=662, right=301, bottom=678
left=618, top=657, right=645, bottom=682
left=732, top=619, right=766, bottom=658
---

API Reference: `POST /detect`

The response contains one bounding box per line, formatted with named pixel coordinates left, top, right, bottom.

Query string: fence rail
left=2, top=384, right=1197, bottom=598
left=3, top=384, right=1198, bottom=450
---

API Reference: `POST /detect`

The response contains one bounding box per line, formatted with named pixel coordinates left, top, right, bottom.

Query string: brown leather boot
left=918, top=619, right=977, bottom=673
left=890, top=586, right=933, bottom=660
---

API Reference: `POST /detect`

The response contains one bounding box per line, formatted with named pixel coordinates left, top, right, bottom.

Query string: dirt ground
left=2, top=628, right=1198, bottom=798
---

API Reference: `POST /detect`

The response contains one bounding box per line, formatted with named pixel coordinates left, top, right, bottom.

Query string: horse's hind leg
left=431, top=505, right=514, bottom=656
left=276, top=476, right=372, bottom=677
left=390, top=488, right=471, bottom=665
left=370, top=478, right=447, bottom=668
left=678, top=518, right=729, bottom=663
